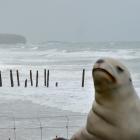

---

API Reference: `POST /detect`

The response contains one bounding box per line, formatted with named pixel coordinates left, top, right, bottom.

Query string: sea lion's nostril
left=96, top=59, right=104, bottom=64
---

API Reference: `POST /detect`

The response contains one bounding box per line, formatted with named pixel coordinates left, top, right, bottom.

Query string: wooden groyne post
left=10, top=70, right=14, bottom=87
left=16, top=70, right=20, bottom=86
left=47, top=70, right=49, bottom=87
left=36, top=70, right=39, bottom=87
left=44, top=69, right=46, bottom=86
left=82, top=69, right=85, bottom=87
left=25, top=79, right=27, bottom=88
left=30, top=70, right=33, bottom=86
left=0, top=71, right=2, bottom=87
left=55, top=82, right=58, bottom=87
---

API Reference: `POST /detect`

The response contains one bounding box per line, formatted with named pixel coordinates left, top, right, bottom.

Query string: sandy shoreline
left=0, top=99, right=87, bottom=140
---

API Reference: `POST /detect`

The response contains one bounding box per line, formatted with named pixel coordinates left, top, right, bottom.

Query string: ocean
left=0, top=41, right=140, bottom=114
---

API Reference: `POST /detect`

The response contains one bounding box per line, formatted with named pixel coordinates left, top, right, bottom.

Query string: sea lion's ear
left=116, top=66, right=124, bottom=73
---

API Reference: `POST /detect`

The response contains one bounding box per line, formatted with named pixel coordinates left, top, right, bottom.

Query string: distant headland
left=0, top=34, right=27, bottom=44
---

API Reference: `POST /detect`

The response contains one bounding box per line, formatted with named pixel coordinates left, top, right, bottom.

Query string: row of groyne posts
left=0, top=69, right=86, bottom=87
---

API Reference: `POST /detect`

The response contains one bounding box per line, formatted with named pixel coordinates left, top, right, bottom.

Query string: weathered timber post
left=47, top=70, right=49, bottom=87
left=36, top=70, right=39, bottom=87
left=16, top=70, right=20, bottom=86
left=44, top=69, right=46, bottom=86
left=0, top=71, right=2, bottom=87
left=30, top=70, right=33, bottom=86
left=55, top=82, right=58, bottom=87
left=25, top=79, right=27, bottom=88
left=10, top=70, right=14, bottom=87
left=82, top=69, right=85, bottom=87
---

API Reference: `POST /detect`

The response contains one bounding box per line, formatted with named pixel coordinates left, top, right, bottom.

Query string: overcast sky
left=0, top=0, right=140, bottom=42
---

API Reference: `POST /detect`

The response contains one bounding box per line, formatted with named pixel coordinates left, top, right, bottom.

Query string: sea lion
left=71, top=57, right=140, bottom=140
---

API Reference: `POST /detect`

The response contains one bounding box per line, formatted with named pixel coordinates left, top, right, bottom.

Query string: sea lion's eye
left=116, top=66, right=124, bottom=73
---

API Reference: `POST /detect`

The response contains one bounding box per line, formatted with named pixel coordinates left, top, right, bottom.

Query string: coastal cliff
left=0, top=34, right=26, bottom=44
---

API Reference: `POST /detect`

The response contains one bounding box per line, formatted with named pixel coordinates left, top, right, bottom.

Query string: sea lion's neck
left=95, top=83, right=137, bottom=107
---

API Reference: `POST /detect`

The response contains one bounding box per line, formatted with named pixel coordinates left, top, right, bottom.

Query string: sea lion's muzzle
left=93, top=68, right=116, bottom=82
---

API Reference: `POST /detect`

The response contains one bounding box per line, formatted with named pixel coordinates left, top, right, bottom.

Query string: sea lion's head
left=92, top=57, right=132, bottom=93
